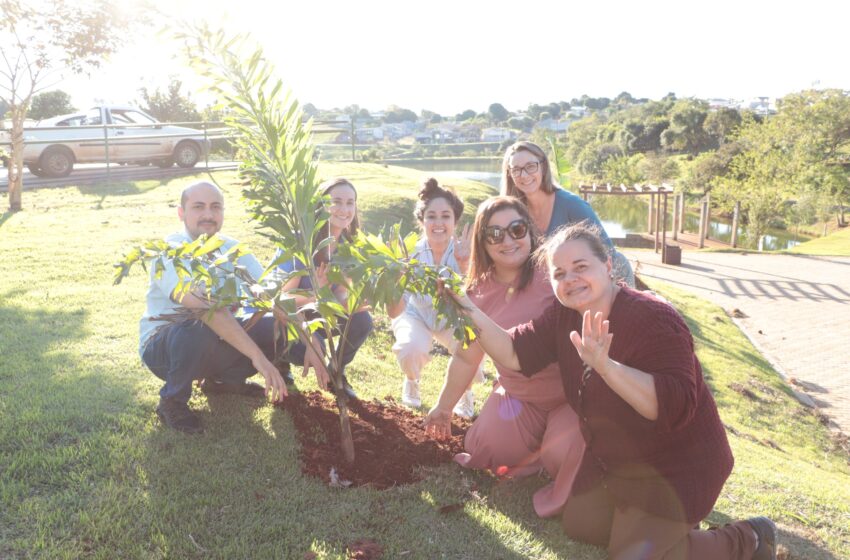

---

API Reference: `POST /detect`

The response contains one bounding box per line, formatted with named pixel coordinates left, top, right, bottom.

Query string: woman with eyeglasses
left=501, top=141, right=635, bottom=287
left=424, top=196, right=584, bottom=518
left=434, top=221, right=777, bottom=560
left=387, top=178, right=480, bottom=417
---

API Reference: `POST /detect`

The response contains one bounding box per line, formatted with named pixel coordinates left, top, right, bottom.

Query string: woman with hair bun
left=387, top=177, right=480, bottom=417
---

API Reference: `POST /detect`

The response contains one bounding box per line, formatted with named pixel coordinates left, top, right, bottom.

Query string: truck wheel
left=26, top=163, right=47, bottom=177
left=173, top=141, right=200, bottom=168
left=38, top=146, right=74, bottom=178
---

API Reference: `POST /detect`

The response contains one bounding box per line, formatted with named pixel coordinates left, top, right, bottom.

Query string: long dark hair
left=466, top=196, right=539, bottom=293
left=313, top=177, right=360, bottom=265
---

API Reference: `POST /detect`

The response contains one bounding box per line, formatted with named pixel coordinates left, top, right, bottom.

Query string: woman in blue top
left=275, top=177, right=373, bottom=399
left=499, top=141, right=635, bottom=287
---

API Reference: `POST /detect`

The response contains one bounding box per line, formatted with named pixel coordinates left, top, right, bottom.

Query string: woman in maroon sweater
left=450, top=222, right=777, bottom=560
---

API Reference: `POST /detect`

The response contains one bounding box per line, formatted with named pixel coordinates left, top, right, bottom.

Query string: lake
left=389, top=158, right=807, bottom=251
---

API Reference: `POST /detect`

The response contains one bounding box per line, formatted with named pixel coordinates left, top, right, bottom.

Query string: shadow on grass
left=0, top=293, right=146, bottom=557
left=0, top=210, right=14, bottom=229
left=76, top=178, right=173, bottom=210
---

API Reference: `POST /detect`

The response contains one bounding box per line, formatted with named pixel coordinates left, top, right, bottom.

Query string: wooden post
left=648, top=193, right=655, bottom=235
left=654, top=192, right=661, bottom=253
left=698, top=200, right=707, bottom=248
left=703, top=192, right=711, bottom=240
left=672, top=193, right=679, bottom=241
left=679, top=193, right=686, bottom=234
left=731, top=201, right=740, bottom=248
left=661, top=193, right=669, bottom=263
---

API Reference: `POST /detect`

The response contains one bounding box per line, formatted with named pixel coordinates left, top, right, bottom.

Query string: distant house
left=536, top=118, right=571, bottom=133
left=745, top=96, right=775, bottom=116
left=707, top=98, right=740, bottom=110
left=481, top=127, right=516, bottom=142
left=568, top=106, right=589, bottom=118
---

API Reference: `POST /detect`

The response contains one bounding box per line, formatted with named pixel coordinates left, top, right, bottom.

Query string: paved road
left=0, top=161, right=238, bottom=192
left=622, top=249, right=850, bottom=434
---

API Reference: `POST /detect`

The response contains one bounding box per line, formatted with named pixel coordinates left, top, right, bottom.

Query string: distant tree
left=526, top=103, right=544, bottom=120
left=558, top=101, right=571, bottom=112
left=662, top=92, right=677, bottom=102
left=455, top=109, right=476, bottom=122
left=507, top=115, right=533, bottom=131
left=27, top=89, right=75, bottom=120
left=679, top=142, right=741, bottom=195
left=545, top=102, right=562, bottom=119
left=660, top=99, right=712, bottom=155
left=421, top=109, right=442, bottom=123
left=1, top=0, right=143, bottom=211
left=384, top=106, right=417, bottom=123
left=302, top=103, right=318, bottom=117
left=488, top=102, right=509, bottom=123
left=704, top=107, right=742, bottom=146
left=613, top=91, right=635, bottom=107
left=138, top=78, right=201, bottom=123
left=640, top=152, right=681, bottom=185
left=538, top=111, right=551, bottom=122
left=602, top=153, right=645, bottom=185
left=357, top=108, right=371, bottom=119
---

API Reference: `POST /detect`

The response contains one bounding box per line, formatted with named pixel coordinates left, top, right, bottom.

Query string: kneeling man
left=139, top=181, right=324, bottom=433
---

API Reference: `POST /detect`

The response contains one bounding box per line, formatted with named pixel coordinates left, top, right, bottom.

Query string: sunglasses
left=508, top=161, right=540, bottom=178
left=484, top=219, right=529, bottom=244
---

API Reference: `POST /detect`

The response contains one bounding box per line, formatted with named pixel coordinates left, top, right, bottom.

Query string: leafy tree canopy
left=138, top=78, right=201, bottom=123
left=27, top=90, right=75, bottom=120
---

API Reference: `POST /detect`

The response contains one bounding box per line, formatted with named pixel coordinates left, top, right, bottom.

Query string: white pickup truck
left=0, top=105, right=210, bottom=178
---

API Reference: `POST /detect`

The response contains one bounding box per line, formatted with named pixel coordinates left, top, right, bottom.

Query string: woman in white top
left=387, top=177, right=478, bottom=417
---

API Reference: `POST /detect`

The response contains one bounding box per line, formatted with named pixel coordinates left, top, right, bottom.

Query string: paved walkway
left=621, top=249, right=850, bottom=434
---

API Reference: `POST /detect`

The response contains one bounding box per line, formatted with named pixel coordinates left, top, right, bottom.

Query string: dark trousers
left=561, top=483, right=756, bottom=560
left=142, top=312, right=373, bottom=403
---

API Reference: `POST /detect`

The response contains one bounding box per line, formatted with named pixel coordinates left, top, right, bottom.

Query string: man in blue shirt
left=139, top=181, right=325, bottom=433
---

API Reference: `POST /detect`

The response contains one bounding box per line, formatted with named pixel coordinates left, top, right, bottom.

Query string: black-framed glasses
left=508, top=161, right=540, bottom=178
left=484, top=219, right=529, bottom=244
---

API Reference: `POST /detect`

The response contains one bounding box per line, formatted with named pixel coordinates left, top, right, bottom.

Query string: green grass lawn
left=785, top=224, right=850, bottom=256
left=1, top=165, right=848, bottom=559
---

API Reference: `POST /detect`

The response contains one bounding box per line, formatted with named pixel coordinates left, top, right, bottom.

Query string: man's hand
left=423, top=405, right=453, bottom=441
left=254, top=354, right=288, bottom=403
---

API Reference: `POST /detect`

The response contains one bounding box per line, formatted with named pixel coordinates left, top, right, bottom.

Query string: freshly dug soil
left=278, top=391, right=471, bottom=489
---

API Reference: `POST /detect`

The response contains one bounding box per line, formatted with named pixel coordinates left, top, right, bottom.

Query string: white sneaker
left=453, top=390, right=475, bottom=419
left=402, top=378, right=421, bottom=408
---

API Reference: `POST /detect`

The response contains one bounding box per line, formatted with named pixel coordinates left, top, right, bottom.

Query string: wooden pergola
left=579, top=183, right=680, bottom=264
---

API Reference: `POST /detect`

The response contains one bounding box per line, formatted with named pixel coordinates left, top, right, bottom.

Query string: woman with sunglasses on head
left=501, top=141, right=635, bottom=287
left=433, top=221, right=777, bottom=560
left=387, top=178, right=480, bottom=417
left=424, top=196, right=584, bottom=518
left=273, top=177, right=373, bottom=400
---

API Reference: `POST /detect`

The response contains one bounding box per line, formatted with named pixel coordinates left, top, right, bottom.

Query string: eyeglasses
left=508, top=161, right=540, bottom=178
left=484, top=219, right=529, bottom=244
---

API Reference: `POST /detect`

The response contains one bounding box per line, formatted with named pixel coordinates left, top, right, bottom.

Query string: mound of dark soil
left=278, top=391, right=470, bottom=489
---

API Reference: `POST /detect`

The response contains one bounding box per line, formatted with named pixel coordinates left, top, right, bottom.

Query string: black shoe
left=200, top=379, right=266, bottom=398
left=156, top=397, right=203, bottom=434
left=341, top=375, right=358, bottom=400
left=746, top=517, right=777, bottom=560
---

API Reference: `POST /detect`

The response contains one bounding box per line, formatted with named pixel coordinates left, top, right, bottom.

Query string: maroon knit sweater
left=512, top=287, right=733, bottom=524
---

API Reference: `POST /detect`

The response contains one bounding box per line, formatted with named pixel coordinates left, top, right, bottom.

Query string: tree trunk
left=328, top=360, right=355, bottom=463
left=336, top=396, right=355, bottom=464
left=7, top=109, right=25, bottom=212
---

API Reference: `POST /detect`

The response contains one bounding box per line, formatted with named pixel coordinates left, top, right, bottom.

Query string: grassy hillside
left=0, top=166, right=847, bottom=559
left=785, top=224, right=850, bottom=256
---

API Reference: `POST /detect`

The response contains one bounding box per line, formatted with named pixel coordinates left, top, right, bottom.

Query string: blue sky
left=65, top=0, right=849, bottom=115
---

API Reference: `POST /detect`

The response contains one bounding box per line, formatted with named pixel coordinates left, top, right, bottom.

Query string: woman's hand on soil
left=423, top=406, right=452, bottom=441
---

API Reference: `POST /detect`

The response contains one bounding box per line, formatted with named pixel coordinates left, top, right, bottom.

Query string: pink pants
left=455, top=386, right=585, bottom=517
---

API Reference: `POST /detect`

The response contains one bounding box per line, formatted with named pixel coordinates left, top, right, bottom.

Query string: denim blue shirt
left=548, top=188, right=614, bottom=248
